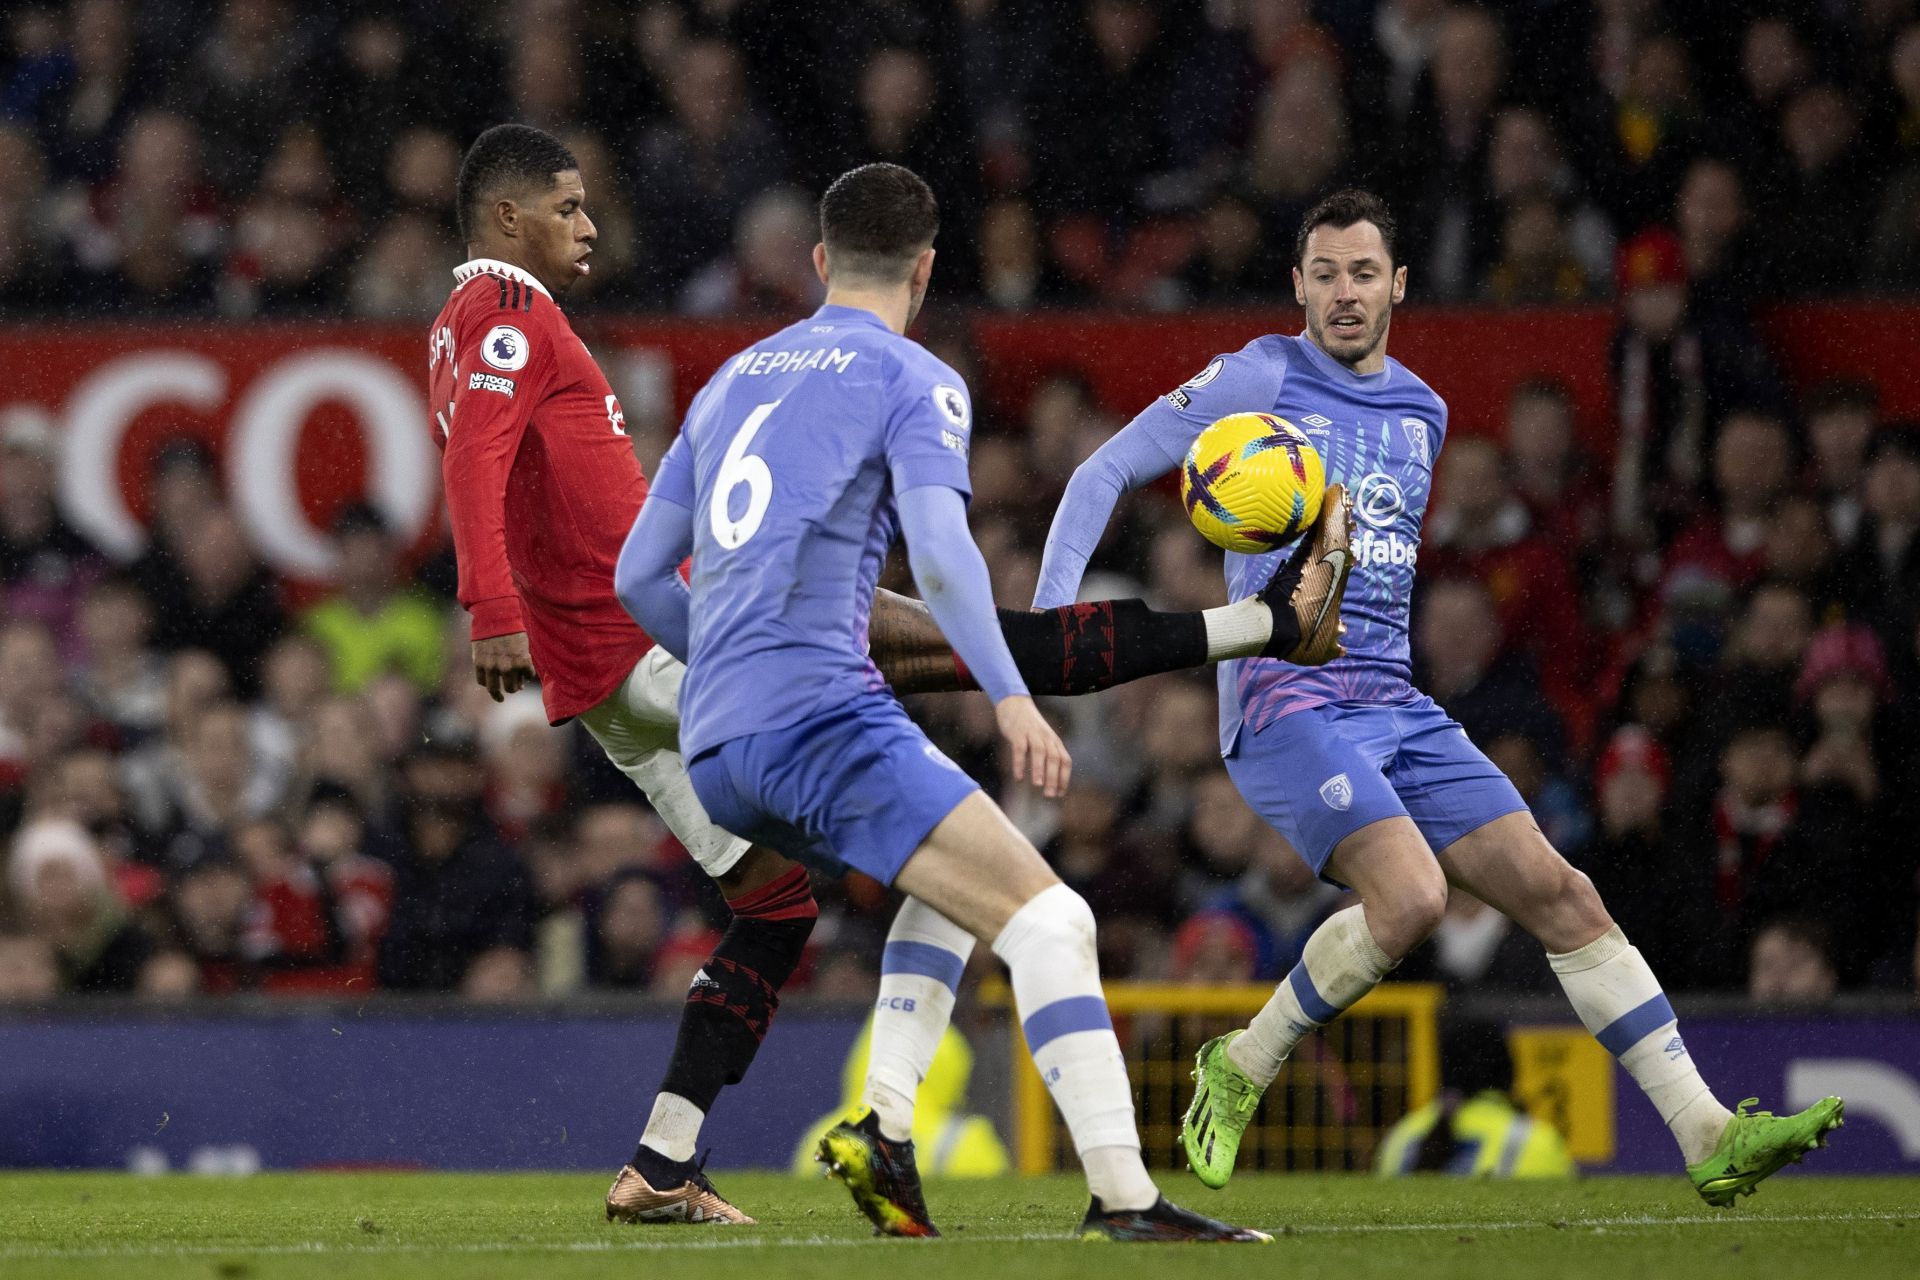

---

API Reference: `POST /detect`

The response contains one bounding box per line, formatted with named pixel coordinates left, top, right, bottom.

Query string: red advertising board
left=3, top=305, right=1914, bottom=584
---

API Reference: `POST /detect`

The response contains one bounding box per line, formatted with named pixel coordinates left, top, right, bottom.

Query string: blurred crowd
left=3, top=0, right=1919, bottom=1010
left=5, top=0, right=1920, bottom=317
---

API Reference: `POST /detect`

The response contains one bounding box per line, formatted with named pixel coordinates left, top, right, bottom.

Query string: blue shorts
left=1225, top=695, right=1527, bottom=879
left=687, top=691, right=981, bottom=886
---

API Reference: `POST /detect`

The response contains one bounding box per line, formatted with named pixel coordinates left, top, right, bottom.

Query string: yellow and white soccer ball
left=1180, top=412, right=1326, bottom=554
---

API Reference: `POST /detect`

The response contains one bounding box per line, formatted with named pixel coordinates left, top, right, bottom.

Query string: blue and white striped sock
left=1229, top=905, right=1394, bottom=1087
left=994, top=883, right=1157, bottom=1211
left=1550, top=925, right=1730, bottom=1164
left=864, top=897, right=974, bottom=1142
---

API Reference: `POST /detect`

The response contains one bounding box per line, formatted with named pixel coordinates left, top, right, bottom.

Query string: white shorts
left=576, top=646, right=751, bottom=878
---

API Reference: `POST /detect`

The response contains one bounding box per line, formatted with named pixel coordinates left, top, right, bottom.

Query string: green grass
left=2, top=1171, right=1916, bottom=1280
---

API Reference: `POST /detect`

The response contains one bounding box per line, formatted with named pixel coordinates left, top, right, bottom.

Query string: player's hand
left=995, top=695, right=1071, bottom=799
left=472, top=632, right=536, bottom=702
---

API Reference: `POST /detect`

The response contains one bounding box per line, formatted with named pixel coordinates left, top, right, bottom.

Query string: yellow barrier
left=984, top=980, right=1444, bottom=1175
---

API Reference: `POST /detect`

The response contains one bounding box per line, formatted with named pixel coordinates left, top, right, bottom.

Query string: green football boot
left=1181, top=1031, right=1266, bottom=1190
left=1687, top=1095, right=1845, bottom=1207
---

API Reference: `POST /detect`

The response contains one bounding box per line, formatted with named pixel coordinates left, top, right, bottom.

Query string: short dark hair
left=1295, top=189, right=1398, bottom=267
left=819, top=163, right=939, bottom=282
left=1801, top=377, right=1879, bottom=419
left=456, top=124, right=578, bottom=242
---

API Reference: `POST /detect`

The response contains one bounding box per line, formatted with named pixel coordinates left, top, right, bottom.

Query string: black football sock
left=976, top=599, right=1209, bottom=695
left=637, top=866, right=817, bottom=1165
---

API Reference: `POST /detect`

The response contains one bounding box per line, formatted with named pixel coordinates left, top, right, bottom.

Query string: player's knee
left=1372, top=867, right=1447, bottom=956
left=995, top=883, right=1098, bottom=965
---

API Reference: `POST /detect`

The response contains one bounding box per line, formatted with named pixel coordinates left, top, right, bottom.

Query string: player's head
left=1293, top=189, right=1406, bottom=373
left=456, top=124, right=594, bottom=294
left=815, top=163, right=939, bottom=327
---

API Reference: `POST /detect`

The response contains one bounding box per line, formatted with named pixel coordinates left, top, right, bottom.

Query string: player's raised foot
left=1258, top=482, right=1353, bottom=664
left=605, top=1147, right=754, bottom=1224
left=1182, top=1030, right=1265, bottom=1190
left=815, top=1104, right=939, bottom=1238
left=1078, top=1196, right=1273, bottom=1243
left=1687, top=1095, right=1845, bottom=1207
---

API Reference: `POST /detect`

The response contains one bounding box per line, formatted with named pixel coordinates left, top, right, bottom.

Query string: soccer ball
left=1181, top=412, right=1326, bottom=554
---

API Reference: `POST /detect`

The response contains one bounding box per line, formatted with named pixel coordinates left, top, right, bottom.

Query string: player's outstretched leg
left=1439, top=812, right=1845, bottom=1206
left=1183, top=823, right=1436, bottom=1189
left=867, top=485, right=1353, bottom=698
left=812, top=896, right=973, bottom=1237
left=896, top=796, right=1270, bottom=1243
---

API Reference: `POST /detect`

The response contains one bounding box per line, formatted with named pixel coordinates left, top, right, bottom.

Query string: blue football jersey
left=1034, top=332, right=1448, bottom=750
left=656, top=304, right=974, bottom=760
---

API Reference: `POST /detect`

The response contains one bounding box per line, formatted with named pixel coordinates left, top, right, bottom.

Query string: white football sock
left=864, top=896, right=974, bottom=1142
left=1202, top=598, right=1273, bottom=660
left=638, top=1091, right=703, bottom=1164
left=1228, top=905, right=1394, bottom=1088
left=1549, top=925, right=1731, bottom=1165
left=993, top=883, right=1158, bottom=1211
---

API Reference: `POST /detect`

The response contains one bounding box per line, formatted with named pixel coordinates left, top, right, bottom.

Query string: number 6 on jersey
left=710, top=399, right=780, bottom=549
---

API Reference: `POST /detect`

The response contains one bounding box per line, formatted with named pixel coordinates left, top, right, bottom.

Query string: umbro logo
left=1301, top=414, right=1332, bottom=429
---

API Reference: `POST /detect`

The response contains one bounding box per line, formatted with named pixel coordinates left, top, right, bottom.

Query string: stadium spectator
left=221, top=123, right=351, bottom=316
left=583, top=867, right=667, bottom=990
left=300, top=504, right=442, bottom=695
left=1425, top=435, right=1587, bottom=712
left=7, top=817, right=150, bottom=993
left=1803, top=378, right=1881, bottom=544
left=1771, top=84, right=1877, bottom=295
left=1841, top=426, right=1920, bottom=644
left=1609, top=231, right=1790, bottom=545
left=1396, top=4, right=1509, bottom=298
left=1201, top=823, right=1343, bottom=979
left=152, top=505, right=285, bottom=695
left=376, top=742, right=536, bottom=993
left=126, top=437, right=219, bottom=618
left=1414, top=576, right=1566, bottom=765
left=1399, top=886, right=1555, bottom=994
left=1747, top=916, right=1840, bottom=1003
left=23, top=0, right=151, bottom=186
left=1044, top=778, right=1175, bottom=978
left=140, top=698, right=280, bottom=870
left=627, top=37, right=787, bottom=302
left=300, top=695, right=390, bottom=827
left=1484, top=105, right=1613, bottom=287
left=1502, top=377, right=1607, bottom=570
left=1168, top=910, right=1259, bottom=984
left=1658, top=410, right=1794, bottom=602
left=73, top=574, right=165, bottom=738
left=680, top=185, right=823, bottom=317
left=0, top=124, right=57, bottom=311
left=249, top=634, right=330, bottom=796
left=1675, top=156, right=1773, bottom=310
left=1238, top=61, right=1351, bottom=254
left=1583, top=725, right=1699, bottom=984
left=0, top=931, right=59, bottom=1001
left=0, top=618, right=64, bottom=791
left=71, top=108, right=221, bottom=313
left=172, top=0, right=310, bottom=199
left=0, top=406, right=99, bottom=652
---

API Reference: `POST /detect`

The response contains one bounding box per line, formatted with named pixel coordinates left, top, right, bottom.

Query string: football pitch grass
left=4, top=1172, right=1917, bottom=1280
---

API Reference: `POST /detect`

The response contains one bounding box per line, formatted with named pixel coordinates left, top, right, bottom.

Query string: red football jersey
left=429, top=258, right=652, bottom=723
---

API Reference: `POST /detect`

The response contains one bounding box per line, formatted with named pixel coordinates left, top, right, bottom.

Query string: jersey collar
left=453, top=258, right=553, bottom=300
left=1293, top=329, right=1392, bottom=386
left=810, top=303, right=889, bottom=330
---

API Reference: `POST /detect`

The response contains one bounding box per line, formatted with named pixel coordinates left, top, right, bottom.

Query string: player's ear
left=813, top=242, right=829, bottom=286
left=1292, top=266, right=1305, bottom=307
left=912, top=246, right=935, bottom=294
left=1391, top=265, right=1407, bottom=304
left=494, top=197, right=520, bottom=239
